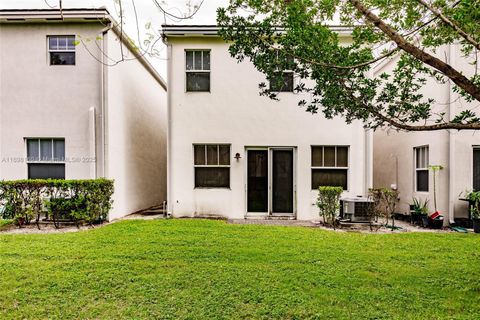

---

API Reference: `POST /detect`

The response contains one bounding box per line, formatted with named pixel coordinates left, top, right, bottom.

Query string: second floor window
left=26, top=138, right=66, bottom=179
left=269, top=50, right=294, bottom=92
left=48, top=35, right=76, bottom=65
left=186, top=50, right=210, bottom=92
left=415, top=146, right=429, bottom=192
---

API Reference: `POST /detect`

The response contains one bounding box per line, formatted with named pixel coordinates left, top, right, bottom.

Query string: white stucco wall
left=0, top=20, right=168, bottom=221
left=373, top=44, right=480, bottom=222
left=167, top=37, right=372, bottom=220
left=106, top=31, right=167, bottom=220
left=0, top=22, right=103, bottom=180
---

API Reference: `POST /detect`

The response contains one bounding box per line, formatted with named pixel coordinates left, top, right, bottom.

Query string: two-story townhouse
left=0, top=8, right=168, bottom=220
left=162, top=25, right=373, bottom=220
left=373, top=44, right=480, bottom=226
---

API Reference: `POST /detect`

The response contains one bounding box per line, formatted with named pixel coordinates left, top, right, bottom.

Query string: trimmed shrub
left=0, top=179, right=114, bottom=226
left=317, top=186, right=343, bottom=229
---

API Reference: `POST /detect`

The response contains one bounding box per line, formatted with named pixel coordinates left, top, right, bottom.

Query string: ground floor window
left=26, top=138, right=65, bottom=179
left=415, top=146, right=429, bottom=192
left=474, top=147, right=480, bottom=191
left=311, top=146, right=348, bottom=190
left=194, top=144, right=230, bottom=188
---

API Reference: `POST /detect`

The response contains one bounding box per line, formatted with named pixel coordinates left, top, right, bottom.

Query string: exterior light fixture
left=234, top=153, right=242, bottom=161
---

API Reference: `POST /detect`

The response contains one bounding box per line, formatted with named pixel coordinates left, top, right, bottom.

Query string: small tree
left=367, top=188, right=383, bottom=231
left=381, top=188, right=399, bottom=230
left=317, top=186, right=343, bottom=229
left=369, top=188, right=399, bottom=230
left=429, top=165, right=443, bottom=213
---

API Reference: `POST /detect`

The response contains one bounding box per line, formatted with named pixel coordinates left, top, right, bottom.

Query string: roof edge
left=0, top=8, right=111, bottom=22
left=110, top=24, right=167, bottom=90
left=161, top=24, right=354, bottom=37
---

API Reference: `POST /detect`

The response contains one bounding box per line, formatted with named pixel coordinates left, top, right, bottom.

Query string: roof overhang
left=162, top=24, right=354, bottom=38
left=0, top=8, right=111, bottom=23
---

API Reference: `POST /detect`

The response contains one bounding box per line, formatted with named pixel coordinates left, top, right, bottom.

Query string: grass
left=0, top=219, right=479, bottom=319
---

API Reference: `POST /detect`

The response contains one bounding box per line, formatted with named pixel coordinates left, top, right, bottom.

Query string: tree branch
left=349, top=0, right=480, bottom=103
left=340, top=79, right=480, bottom=131
left=415, top=0, right=480, bottom=51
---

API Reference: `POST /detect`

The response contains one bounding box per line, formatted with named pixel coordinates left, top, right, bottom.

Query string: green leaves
left=218, top=0, right=480, bottom=131
left=316, top=186, right=343, bottom=229
left=0, top=179, right=114, bottom=225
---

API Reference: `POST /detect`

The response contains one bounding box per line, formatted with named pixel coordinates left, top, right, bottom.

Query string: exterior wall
left=0, top=20, right=168, bottom=221
left=0, top=22, right=103, bottom=180
left=106, top=31, right=167, bottom=220
left=167, top=37, right=372, bottom=220
left=373, top=129, right=450, bottom=216
left=373, top=44, right=480, bottom=222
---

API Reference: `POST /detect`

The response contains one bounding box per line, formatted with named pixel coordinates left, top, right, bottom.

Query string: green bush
left=316, top=186, right=343, bottom=229
left=0, top=179, right=114, bottom=226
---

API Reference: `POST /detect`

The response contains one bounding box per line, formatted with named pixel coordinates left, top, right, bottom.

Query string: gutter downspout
left=448, top=44, right=456, bottom=225
left=101, top=25, right=111, bottom=180
left=364, top=128, right=373, bottom=195
left=163, top=35, right=173, bottom=216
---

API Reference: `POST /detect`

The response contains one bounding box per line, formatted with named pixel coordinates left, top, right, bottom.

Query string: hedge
left=0, top=179, right=114, bottom=227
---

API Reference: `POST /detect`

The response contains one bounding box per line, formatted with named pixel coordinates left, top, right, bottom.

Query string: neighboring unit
left=373, top=44, right=480, bottom=225
left=162, top=25, right=373, bottom=220
left=0, top=9, right=168, bottom=220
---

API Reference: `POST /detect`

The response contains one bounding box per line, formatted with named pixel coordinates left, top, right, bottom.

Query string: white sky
left=0, top=0, right=228, bottom=76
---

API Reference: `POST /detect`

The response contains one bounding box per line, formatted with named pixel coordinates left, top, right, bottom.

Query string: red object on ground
left=430, top=211, right=442, bottom=220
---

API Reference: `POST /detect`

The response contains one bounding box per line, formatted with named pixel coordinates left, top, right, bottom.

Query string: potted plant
left=412, top=197, right=429, bottom=227
left=467, top=191, right=480, bottom=233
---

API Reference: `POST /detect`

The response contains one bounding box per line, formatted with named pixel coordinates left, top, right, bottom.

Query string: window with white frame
left=194, top=144, right=230, bottom=188
left=269, top=50, right=294, bottom=92
left=415, top=146, right=429, bottom=192
left=48, top=35, right=76, bottom=65
left=186, top=50, right=210, bottom=92
left=311, top=146, right=348, bottom=190
left=26, top=138, right=65, bottom=179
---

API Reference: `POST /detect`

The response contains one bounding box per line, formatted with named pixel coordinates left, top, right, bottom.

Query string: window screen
left=186, top=50, right=210, bottom=92
left=474, top=148, right=480, bottom=191
left=48, top=35, right=76, bottom=65
left=311, top=146, right=349, bottom=190
left=269, top=50, right=294, bottom=92
left=415, top=146, right=429, bottom=192
left=194, top=144, right=230, bottom=188
left=26, top=138, right=66, bottom=179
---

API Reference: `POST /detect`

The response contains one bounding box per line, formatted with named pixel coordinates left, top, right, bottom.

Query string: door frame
left=245, top=146, right=297, bottom=218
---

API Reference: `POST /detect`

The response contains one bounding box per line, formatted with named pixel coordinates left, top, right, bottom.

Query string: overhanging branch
left=415, top=0, right=480, bottom=51
left=349, top=0, right=480, bottom=103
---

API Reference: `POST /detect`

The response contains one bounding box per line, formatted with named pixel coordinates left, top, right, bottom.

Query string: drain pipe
left=364, top=128, right=373, bottom=195
left=162, top=34, right=174, bottom=217
left=100, top=24, right=112, bottom=179
left=448, top=44, right=456, bottom=225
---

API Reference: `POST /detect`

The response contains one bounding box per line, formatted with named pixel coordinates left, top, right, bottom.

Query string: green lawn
left=0, top=220, right=479, bottom=319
